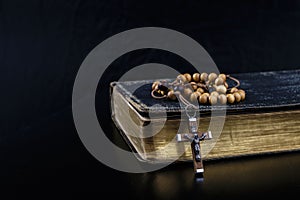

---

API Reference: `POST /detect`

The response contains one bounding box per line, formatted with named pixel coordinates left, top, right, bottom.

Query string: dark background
left=1, top=0, right=300, bottom=199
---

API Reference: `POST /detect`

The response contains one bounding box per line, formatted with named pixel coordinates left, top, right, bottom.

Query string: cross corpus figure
left=176, top=117, right=212, bottom=175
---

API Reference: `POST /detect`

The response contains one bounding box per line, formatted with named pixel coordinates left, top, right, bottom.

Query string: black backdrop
left=1, top=0, right=300, bottom=199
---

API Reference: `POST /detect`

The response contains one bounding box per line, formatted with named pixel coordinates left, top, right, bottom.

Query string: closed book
left=110, top=69, right=300, bottom=163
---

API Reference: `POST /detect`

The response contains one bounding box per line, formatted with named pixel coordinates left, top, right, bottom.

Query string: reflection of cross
left=176, top=128, right=212, bottom=174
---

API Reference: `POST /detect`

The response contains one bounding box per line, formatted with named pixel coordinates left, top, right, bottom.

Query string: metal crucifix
left=176, top=114, right=212, bottom=175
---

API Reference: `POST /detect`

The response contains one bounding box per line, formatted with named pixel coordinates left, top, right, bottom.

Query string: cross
left=176, top=117, right=212, bottom=175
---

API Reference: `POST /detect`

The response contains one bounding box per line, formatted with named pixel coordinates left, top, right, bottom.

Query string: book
left=110, top=69, right=300, bottom=163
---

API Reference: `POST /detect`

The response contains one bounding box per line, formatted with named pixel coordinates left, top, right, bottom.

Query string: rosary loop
left=151, top=72, right=246, bottom=106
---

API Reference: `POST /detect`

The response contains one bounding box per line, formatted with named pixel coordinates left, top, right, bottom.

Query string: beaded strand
left=151, top=72, right=246, bottom=105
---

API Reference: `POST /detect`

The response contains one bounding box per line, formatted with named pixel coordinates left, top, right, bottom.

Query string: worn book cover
left=110, top=69, right=300, bottom=163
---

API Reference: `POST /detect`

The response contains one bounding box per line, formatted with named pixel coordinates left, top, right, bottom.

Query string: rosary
left=151, top=72, right=246, bottom=175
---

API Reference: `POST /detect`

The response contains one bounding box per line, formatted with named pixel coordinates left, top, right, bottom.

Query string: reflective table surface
left=2, top=108, right=300, bottom=199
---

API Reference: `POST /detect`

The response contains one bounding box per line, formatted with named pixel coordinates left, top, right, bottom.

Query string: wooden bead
left=216, top=85, right=227, bottom=94
left=215, top=77, right=224, bottom=86
left=210, top=91, right=219, bottom=97
left=184, top=73, right=192, bottom=82
left=152, top=81, right=160, bottom=90
left=238, top=89, right=246, bottom=101
left=196, top=87, right=204, bottom=94
left=209, top=95, right=218, bottom=105
left=208, top=73, right=218, bottom=82
left=200, top=73, right=208, bottom=82
left=190, top=92, right=200, bottom=102
left=202, top=92, right=210, bottom=97
left=230, top=87, right=238, bottom=93
left=218, top=74, right=227, bottom=81
left=192, top=73, right=200, bottom=82
left=177, top=74, right=187, bottom=83
left=199, top=94, right=208, bottom=104
left=227, top=94, right=235, bottom=104
left=167, top=90, right=177, bottom=100
left=233, top=92, right=241, bottom=103
left=218, top=94, right=227, bottom=104
left=190, top=82, right=198, bottom=91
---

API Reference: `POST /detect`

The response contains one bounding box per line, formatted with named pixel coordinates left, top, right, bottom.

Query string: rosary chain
left=151, top=72, right=246, bottom=106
